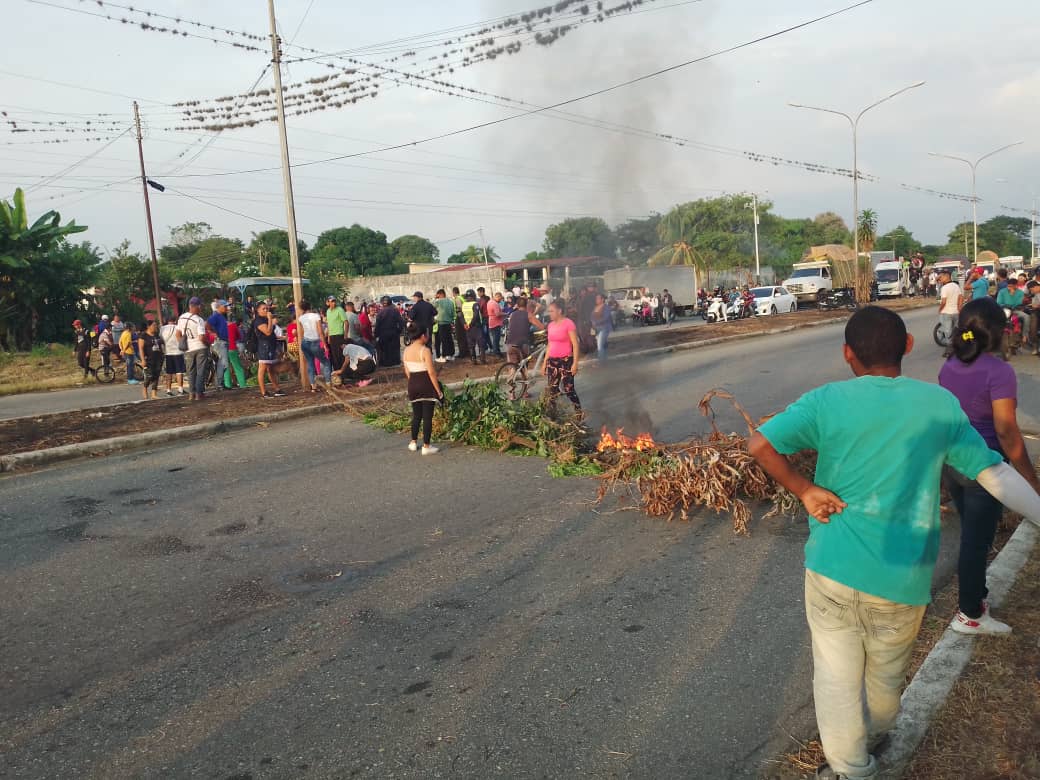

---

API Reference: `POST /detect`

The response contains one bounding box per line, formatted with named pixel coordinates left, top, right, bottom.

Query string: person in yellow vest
left=451, top=286, right=469, bottom=360
left=119, top=322, right=140, bottom=385
left=461, top=289, right=485, bottom=365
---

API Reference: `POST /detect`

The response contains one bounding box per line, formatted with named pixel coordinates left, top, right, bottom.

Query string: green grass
left=0, top=346, right=94, bottom=396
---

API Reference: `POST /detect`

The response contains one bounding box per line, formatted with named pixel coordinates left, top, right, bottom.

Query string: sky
left=4, top=0, right=1039, bottom=262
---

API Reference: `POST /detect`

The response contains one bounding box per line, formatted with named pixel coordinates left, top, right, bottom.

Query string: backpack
left=244, top=320, right=259, bottom=355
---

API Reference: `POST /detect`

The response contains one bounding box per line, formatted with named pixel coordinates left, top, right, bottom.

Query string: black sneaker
left=272, top=390, right=286, bottom=397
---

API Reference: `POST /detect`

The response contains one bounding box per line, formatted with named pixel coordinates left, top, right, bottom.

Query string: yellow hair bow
left=962, top=330, right=974, bottom=342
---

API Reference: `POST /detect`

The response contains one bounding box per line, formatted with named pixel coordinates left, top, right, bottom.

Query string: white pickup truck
left=782, top=260, right=833, bottom=305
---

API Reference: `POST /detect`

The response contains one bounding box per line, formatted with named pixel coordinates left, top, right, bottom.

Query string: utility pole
left=267, top=0, right=309, bottom=388
left=747, top=193, right=761, bottom=281
left=132, top=101, right=164, bottom=325
left=479, top=226, right=495, bottom=293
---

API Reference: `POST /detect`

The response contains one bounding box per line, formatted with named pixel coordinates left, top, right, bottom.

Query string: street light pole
left=132, top=101, right=164, bottom=325
left=928, top=141, right=1024, bottom=262
left=789, top=81, right=925, bottom=266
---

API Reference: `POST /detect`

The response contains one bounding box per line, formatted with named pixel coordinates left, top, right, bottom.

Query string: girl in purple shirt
left=939, top=297, right=1040, bottom=635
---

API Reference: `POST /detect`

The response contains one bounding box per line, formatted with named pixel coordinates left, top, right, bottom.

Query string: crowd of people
left=938, top=264, right=1040, bottom=354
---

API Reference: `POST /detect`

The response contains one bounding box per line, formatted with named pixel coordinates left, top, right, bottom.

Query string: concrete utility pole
left=746, top=193, right=761, bottom=281
left=267, top=0, right=310, bottom=388
left=132, top=101, right=164, bottom=324
left=478, top=226, right=495, bottom=293
left=789, top=81, right=925, bottom=274
left=929, top=141, right=1024, bottom=262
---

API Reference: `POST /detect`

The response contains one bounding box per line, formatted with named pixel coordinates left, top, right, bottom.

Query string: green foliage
left=613, top=214, right=661, bottom=264
left=857, top=209, right=879, bottom=251
left=446, top=244, right=500, bottom=264
left=244, top=229, right=309, bottom=276
left=310, top=224, right=393, bottom=276
left=542, top=217, right=617, bottom=258
left=0, top=187, right=88, bottom=270
left=389, top=234, right=440, bottom=265
left=654, top=196, right=761, bottom=270
left=523, top=250, right=551, bottom=260
left=96, top=241, right=173, bottom=323
left=876, top=225, right=922, bottom=257
left=943, top=216, right=1032, bottom=258
left=159, top=221, right=212, bottom=266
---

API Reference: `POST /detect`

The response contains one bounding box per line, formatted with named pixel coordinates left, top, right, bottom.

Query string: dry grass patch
left=0, top=346, right=88, bottom=396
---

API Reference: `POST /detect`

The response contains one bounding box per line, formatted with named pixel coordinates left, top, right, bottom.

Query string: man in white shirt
left=176, top=296, right=211, bottom=401
left=937, top=268, right=962, bottom=353
left=160, top=315, right=185, bottom=396
left=335, top=340, right=376, bottom=386
left=297, top=299, right=331, bottom=388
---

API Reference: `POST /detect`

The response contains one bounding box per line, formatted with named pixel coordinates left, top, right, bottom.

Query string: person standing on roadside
left=110, top=315, right=126, bottom=362
left=97, top=324, right=114, bottom=372
left=749, top=306, right=1040, bottom=780
left=661, top=289, right=675, bottom=326
left=344, top=301, right=362, bottom=342
left=137, top=319, right=164, bottom=400
left=325, top=295, right=347, bottom=372
left=476, top=287, right=492, bottom=352
left=225, top=316, right=247, bottom=388
left=403, top=321, right=443, bottom=455
left=461, top=289, right=485, bottom=364
left=253, top=301, right=285, bottom=398
left=176, top=296, right=211, bottom=401
left=487, top=292, right=505, bottom=357
left=451, top=286, right=469, bottom=359
left=207, top=300, right=231, bottom=391
left=409, top=290, right=437, bottom=344
left=937, top=268, right=962, bottom=351
left=160, top=315, right=186, bottom=396
left=298, top=299, right=332, bottom=389
left=374, top=295, right=405, bottom=367
left=119, top=322, right=139, bottom=384
left=433, top=289, right=456, bottom=363
left=72, top=319, right=91, bottom=379
left=591, top=292, right=613, bottom=361
left=939, top=298, right=1040, bottom=636
left=544, top=299, right=582, bottom=417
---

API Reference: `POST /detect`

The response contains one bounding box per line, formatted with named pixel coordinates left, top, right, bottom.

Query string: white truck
left=602, top=266, right=699, bottom=316
left=873, top=260, right=910, bottom=298
left=782, top=260, right=834, bottom=304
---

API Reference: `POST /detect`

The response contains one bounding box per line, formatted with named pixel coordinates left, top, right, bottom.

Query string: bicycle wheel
left=131, top=363, right=145, bottom=382
left=495, top=362, right=526, bottom=401
left=96, top=364, right=115, bottom=383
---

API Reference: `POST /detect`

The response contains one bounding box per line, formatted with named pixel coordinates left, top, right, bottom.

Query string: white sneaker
left=421, top=445, right=440, bottom=455
left=951, top=610, right=1012, bottom=635
left=435, top=357, right=447, bottom=363
left=407, top=441, right=418, bottom=452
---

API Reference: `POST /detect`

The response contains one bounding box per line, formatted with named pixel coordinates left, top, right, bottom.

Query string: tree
left=96, top=241, right=174, bottom=324
left=309, top=224, right=392, bottom=276
left=159, top=221, right=212, bottom=266
left=0, top=188, right=92, bottom=349
left=178, top=236, right=245, bottom=294
left=244, top=229, right=309, bottom=277
left=446, top=244, right=499, bottom=264
left=876, top=225, right=922, bottom=257
left=389, top=234, right=440, bottom=265
left=649, top=196, right=761, bottom=272
left=857, top=209, right=879, bottom=252
left=810, top=212, right=851, bottom=245
left=542, top=217, right=616, bottom=258
left=523, top=250, right=551, bottom=261
left=613, top=214, right=661, bottom=264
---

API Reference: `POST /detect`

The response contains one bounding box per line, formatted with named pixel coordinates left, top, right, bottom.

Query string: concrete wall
left=346, top=267, right=507, bottom=303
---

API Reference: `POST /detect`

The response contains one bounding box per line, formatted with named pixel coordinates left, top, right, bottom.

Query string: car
left=750, top=285, right=797, bottom=315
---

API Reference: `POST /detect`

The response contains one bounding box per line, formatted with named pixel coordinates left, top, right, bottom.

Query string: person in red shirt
left=226, top=317, right=247, bottom=388
left=487, top=291, right=505, bottom=356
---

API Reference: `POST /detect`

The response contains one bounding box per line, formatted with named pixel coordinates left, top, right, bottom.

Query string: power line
left=26, top=128, right=131, bottom=193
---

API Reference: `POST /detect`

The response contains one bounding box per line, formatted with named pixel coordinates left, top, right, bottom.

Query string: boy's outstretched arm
left=975, top=462, right=1040, bottom=530
left=749, top=432, right=847, bottom=523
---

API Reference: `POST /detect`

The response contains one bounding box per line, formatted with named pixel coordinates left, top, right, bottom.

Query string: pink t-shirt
left=487, top=299, right=504, bottom=328
left=547, top=317, right=577, bottom=359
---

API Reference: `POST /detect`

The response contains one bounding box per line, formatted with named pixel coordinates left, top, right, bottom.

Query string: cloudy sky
left=4, top=0, right=1038, bottom=260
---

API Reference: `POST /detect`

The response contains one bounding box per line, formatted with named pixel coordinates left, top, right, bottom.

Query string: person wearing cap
left=409, top=290, right=436, bottom=344
left=96, top=313, right=110, bottom=337
left=937, top=267, right=962, bottom=351
left=432, top=289, right=456, bottom=363
left=325, top=295, right=347, bottom=372
left=461, top=289, right=485, bottom=365
left=176, top=296, right=212, bottom=401
left=207, top=300, right=231, bottom=391
left=968, top=268, right=990, bottom=302
left=72, top=318, right=91, bottom=379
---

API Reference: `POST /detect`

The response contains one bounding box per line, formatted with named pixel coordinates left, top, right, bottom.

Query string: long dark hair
left=950, top=297, right=1005, bottom=364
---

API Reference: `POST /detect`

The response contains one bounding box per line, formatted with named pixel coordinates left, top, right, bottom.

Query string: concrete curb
left=876, top=519, right=1039, bottom=777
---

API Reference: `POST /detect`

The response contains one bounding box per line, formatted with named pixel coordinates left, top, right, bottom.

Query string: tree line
left=1, top=186, right=1033, bottom=350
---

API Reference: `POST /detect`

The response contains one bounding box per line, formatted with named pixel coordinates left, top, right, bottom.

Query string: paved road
left=1, top=306, right=1035, bottom=779
left=0, top=382, right=158, bottom=421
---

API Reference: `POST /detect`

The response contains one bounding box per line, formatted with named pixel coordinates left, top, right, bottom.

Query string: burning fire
left=597, top=427, right=659, bottom=453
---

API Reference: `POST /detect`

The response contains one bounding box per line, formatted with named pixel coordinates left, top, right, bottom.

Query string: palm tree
left=647, top=204, right=710, bottom=287
left=857, top=209, right=879, bottom=253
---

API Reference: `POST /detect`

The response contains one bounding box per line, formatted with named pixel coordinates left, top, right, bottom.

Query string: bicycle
left=494, top=335, right=548, bottom=401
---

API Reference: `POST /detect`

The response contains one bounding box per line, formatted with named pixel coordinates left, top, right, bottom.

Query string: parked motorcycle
left=705, top=296, right=728, bottom=324
left=818, top=287, right=858, bottom=311
left=1002, top=306, right=1024, bottom=359
left=631, top=302, right=659, bottom=326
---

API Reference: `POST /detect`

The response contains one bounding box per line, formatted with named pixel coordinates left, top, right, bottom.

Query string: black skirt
left=407, top=370, right=439, bottom=403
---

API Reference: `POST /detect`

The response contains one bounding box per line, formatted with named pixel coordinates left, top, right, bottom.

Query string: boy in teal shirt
left=750, top=306, right=1040, bottom=779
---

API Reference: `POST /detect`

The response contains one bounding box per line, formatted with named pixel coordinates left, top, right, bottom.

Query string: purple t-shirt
left=938, top=353, right=1016, bottom=451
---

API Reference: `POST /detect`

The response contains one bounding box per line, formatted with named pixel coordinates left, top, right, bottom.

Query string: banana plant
left=0, top=188, right=87, bottom=269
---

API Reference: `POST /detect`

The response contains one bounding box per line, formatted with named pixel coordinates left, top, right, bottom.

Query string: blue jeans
left=301, top=339, right=331, bottom=384
left=947, top=477, right=1003, bottom=618
left=211, top=339, right=229, bottom=389
left=939, top=313, right=957, bottom=345
left=489, top=326, right=502, bottom=355
left=596, top=329, right=609, bottom=361
left=125, top=351, right=137, bottom=382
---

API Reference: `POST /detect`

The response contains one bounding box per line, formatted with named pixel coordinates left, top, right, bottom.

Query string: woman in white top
left=297, top=300, right=331, bottom=389
left=403, top=321, right=443, bottom=454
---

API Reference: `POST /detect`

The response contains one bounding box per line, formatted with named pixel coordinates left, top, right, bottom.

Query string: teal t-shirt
left=996, top=287, right=1024, bottom=308
left=758, top=376, right=1001, bottom=605
left=434, top=297, right=456, bottom=324
left=970, top=278, right=990, bottom=300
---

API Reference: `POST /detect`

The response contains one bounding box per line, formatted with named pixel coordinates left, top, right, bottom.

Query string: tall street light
left=929, top=141, right=1024, bottom=262
left=789, top=81, right=925, bottom=266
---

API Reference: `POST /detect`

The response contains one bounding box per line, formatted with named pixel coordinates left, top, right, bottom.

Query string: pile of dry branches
left=595, top=390, right=816, bottom=535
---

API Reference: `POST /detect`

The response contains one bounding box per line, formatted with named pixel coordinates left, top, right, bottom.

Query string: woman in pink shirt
left=543, top=299, right=582, bottom=417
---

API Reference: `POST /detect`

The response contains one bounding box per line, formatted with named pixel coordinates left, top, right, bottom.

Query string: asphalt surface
left=3, top=306, right=1038, bottom=779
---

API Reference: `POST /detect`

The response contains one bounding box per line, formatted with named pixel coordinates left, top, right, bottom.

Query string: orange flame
left=597, top=427, right=659, bottom=453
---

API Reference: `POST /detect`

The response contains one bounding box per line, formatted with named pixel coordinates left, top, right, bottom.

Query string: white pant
left=804, top=570, right=925, bottom=779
